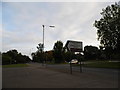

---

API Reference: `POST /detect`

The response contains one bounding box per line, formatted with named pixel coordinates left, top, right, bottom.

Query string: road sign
left=65, top=40, right=83, bottom=52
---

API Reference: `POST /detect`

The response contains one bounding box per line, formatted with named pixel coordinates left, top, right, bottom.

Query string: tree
left=0, top=52, right=2, bottom=65
left=7, top=49, right=18, bottom=61
left=31, top=43, right=44, bottom=63
left=31, top=52, right=37, bottom=62
left=2, top=53, right=14, bottom=65
left=37, top=43, right=43, bottom=53
left=98, top=46, right=106, bottom=60
left=16, top=53, right=31, bottom=63
left=84, top=46, right=99, bottom=60
left=94, top=2, right=120, bottom=59
left=64, top=51, right=76, bottom=62
left=53, top=41, right=64, bottom=63
left=45, top=50, right=54, bottom=62
left=2, top=49, right=31, bottom=65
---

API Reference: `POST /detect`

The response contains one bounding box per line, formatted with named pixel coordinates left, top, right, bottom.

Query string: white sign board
left=66, top=40, right=83, bottom=52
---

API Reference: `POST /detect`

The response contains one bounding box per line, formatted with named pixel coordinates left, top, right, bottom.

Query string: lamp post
left=42, top=25, right=55, bottom=65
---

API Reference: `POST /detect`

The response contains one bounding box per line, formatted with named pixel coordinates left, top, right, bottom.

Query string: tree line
left=1, top=2, right=120, bottom=64
left=94, top=2, right=120, bottom=60
left=31, top=2, right=120, bottom=63
left=2, top=50, right=31, bottom=65
left=31, top=40, right=120, bottom=64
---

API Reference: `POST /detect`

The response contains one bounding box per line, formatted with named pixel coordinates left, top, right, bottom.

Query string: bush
left=2, top=55, right=14, bottom=65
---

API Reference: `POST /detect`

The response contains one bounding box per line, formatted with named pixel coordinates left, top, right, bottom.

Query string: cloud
left=2, top=0, right=120, bottom=2
left=2, top=2, right=116, bottom=56
left=0, top=26, right=2, bottom=51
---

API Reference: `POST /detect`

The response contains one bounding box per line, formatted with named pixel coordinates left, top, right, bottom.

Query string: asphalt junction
left=2, top=63, right=119, bottom=88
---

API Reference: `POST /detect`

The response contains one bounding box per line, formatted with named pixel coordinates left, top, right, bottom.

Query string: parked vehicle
left=69, top=59, right=78, bottom=64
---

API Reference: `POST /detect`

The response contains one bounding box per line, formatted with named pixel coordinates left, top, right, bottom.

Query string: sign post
left=70, top=62, right=72, bottom=74
left=79, top=60, right=82, bottom=73
left=65, top=40, right=83, bottom=74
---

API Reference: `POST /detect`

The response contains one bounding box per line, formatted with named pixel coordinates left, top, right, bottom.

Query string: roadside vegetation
left=2, top=50, right=31, bottom=65
left=82, top=60, right=120, bottom=69
left=1, top=2, right=120, bottom=69
left=2, top=64, right=29, bottom=68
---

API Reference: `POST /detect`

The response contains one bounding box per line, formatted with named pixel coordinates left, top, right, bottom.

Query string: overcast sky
left=1, top=0, right=119, bottom=57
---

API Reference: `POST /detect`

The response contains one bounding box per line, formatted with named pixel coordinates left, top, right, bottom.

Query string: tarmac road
left=47, top=63, right=119, bottom=75
left=2, top=63, right=119, bottom=88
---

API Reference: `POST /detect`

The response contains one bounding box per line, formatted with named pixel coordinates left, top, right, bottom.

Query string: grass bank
left=2, top=64, right=29, bottom=68
left=83, top=60, right=120, bottom=69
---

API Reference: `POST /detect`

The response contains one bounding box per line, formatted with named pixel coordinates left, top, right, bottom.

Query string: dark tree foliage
left=31, top=52, right=37, bottom=62
left=0, top=52, right=2, bottom=65
left=37, top=43, right=43, bottom=53
left=84, top=46, right=99, bottom=60
left=94, top=2, right=120, bottom=56
left=76, top=53, right=84, bottom=62
left=64, top=52, right=73, bottom=62
left=53, top=41, right=64, bottom=63
left=6, top=50, right=18, bottom=61
left=2, top=53, right=14, bottom=65
left=45, top=50, right=54, bottom=62
left=94, top=2, right=120, bottom=59
left=2, top=49, right=31, bottom=65
left=31, top=43, right=44, bottom=63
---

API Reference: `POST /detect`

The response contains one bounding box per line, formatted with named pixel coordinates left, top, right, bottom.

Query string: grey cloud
left=2, top=2, right=115, bottom=56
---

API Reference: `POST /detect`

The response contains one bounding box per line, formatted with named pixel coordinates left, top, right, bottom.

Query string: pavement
left=2, top=63, right=119, bottom=88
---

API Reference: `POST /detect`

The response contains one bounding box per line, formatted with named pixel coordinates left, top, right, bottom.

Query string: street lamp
left=42, top=25, right=55, bottom=65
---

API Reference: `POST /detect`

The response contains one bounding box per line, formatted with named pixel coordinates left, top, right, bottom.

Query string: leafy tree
left=53, top=41, right=64, bottom=63
left=31, top=43, right=44, bottom=63
left=16, top=53, right=31, bottom=63
left=94, top=2, right=120, bottom=59
left=64, top=52, right=71, bottom=62
left=2, top=53, right=14, bottom=65
left=0, top=52, right=2, bottom=65
left=45, top=50, right=54, bottom=62
left=2, top=49, right=31, bottom=65
left=37, top=43, right=43, bottom=53
left=31, top=52, right=37, bottom=62
left=98, top=46, right=106, bottom=60
left=84, top=46, right=99, bottom=60
left=7, top=49, right=18, bottom=61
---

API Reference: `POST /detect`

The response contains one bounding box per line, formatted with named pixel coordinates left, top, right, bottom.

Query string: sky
left=1, top=0, right=119, bottom=57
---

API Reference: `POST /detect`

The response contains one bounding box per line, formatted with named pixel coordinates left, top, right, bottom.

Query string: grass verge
left=2, top=64, right=29, bottom=68
left=83, top=61, right=120, bottom=69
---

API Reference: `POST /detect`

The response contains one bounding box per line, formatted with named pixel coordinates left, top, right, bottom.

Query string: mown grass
left=83, top=61, right=120, bottom=69
left=2, top=64, right=29, bottom=68
left=46, top=62, right=68, bottom=65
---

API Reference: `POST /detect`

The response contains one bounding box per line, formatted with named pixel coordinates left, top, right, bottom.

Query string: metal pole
left=70, top=53, right=72, bottom=74
left=79, top=59, right=82, bottom=73
left=42, top=25, right=44, bottom=52
left=42, top=25, right=45, bottom=65
left=42, top=25, right=55, bottom=66
left=70, top=62, right=72, bottom=74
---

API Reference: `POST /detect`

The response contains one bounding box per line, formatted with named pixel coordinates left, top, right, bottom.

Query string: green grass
left=83, top=61, right=120, bottom=69
left=2, top=64, right=29, bottom=68
left=46, top=61, right=68, bottom=65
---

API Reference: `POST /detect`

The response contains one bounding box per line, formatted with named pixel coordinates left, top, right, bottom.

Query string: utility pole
left=42, top=25, right=55, bottom=66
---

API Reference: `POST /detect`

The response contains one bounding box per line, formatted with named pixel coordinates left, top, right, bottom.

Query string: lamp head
left=49, top=26, right=55, bottom=28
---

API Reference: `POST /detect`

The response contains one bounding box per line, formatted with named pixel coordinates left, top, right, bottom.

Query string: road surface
left=2, top=63, right=119, bottom=88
